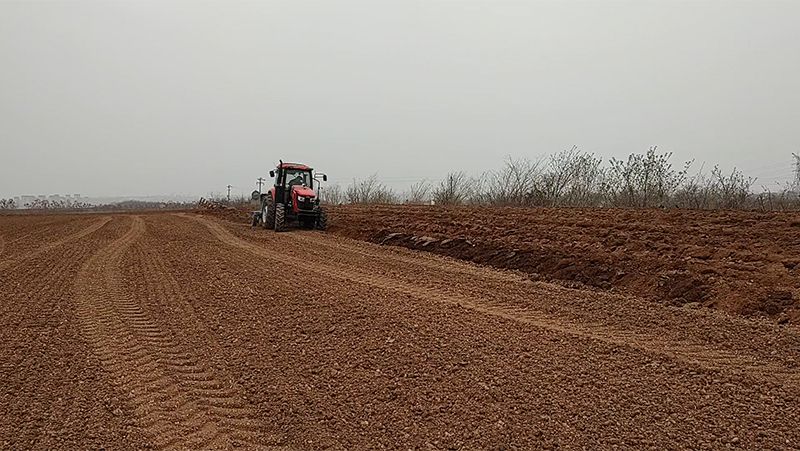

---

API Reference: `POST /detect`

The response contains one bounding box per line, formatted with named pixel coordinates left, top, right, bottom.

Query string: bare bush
left=433, top=171, right=474, bottom=205
left=406, top=179, right=432, bottom=204
left=673, top=163, right=713, bottom=209
left=346, top=175, right=398, bottom=204
left=756, top=186, right=800, bottom=211
left=607, top=146, right=689, bottom=207
left=319, top=184, right=345, bottom=205
left=525, top=147, right=607, bottom=207
left=674, top=165, right=756, bottom=210
left=310, top=149, right=797, bottom=211
left=558, top=151, right=607, bottom=207
left=710, top=166, right=754, bottom=209
left=482, top=156, right=542, bottom=205
left=0, top=198, right=16, bottom=209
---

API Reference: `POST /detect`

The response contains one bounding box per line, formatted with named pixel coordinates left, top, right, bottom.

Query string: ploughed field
left=1, top=211, right=799, bottom=449
left=330, top=205, right=800, bottom=323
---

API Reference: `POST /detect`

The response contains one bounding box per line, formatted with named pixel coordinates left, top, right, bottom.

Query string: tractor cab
left=255, top=161, right=328, bottom=231
left=270, top=163, right=315, bottom=211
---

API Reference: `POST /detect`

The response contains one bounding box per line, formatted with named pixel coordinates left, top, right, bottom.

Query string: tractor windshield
left=285, top=169, right=312, bottom=188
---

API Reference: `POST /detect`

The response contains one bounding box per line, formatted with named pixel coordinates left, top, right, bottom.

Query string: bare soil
left=328, top=205, right=800, bottom=323
left=1, top=212, right=799, bottom=449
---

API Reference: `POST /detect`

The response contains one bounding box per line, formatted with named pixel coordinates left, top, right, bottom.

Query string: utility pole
left=226, top=184, right=232, bottom=202
left=256, top=177, right=265, bottom=193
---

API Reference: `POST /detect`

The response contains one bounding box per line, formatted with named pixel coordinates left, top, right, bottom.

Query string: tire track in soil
left=193, top=215, right=800, bottom=389
left=73, top=216, right=282, bottom=450
left=0, top=216, right=111, bottom=271
left=132, top=217, right=283, bottom=448
left=0, top=217, right=147, bottom=448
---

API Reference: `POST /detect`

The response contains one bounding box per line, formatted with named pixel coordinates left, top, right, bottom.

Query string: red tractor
left=253, top=161, right=328, bottom=231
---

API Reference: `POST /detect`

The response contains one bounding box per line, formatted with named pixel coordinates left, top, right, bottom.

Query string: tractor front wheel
left=274, top=203, right=286, bottom=232
left=262, top=196, right=275, bottom=229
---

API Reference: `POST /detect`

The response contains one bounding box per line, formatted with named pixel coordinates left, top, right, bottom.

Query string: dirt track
left=1, top=212, right=799, bottom=449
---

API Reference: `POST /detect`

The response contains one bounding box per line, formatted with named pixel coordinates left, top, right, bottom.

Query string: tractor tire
left=315, top=207, right=328, bottom=231
left=262, top=197, right=275, bottom=229
left=274, top=203, right=286, bottom=232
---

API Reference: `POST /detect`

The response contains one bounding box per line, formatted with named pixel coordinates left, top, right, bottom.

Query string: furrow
left=0, top=216, right=111, bottom=271
left=193, top=214, right=800, bottom=389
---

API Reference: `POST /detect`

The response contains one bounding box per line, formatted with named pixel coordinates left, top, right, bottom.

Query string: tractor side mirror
left=322, top=174, right=328, bottom=181
left=251, top=190, right=260, bottom=201
left=269, top=170, right=275, bottom=178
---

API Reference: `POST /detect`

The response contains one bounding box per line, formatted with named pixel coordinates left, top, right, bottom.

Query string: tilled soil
left=328, top=205, right=800, bottom=323
left=1, top=212, right=799, bottom=449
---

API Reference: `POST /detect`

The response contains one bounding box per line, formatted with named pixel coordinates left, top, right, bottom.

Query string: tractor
left=252, top=161, right=328, bottom=231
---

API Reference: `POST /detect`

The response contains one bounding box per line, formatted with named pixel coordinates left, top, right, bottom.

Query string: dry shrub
left=406, top=180, right=432, bottom=205
left=529, top=148, right=606, bottom=207
left=433, top=171, right=480, bottom=205
left=297, top=150, right=800, bottom=211
left=320, top=184, right=345, bottom=205
left=605, top=146, right=689, bottom=208
left=482, top=156, right=542, bottom=205
left=674, top=165, right=755, bottom=209
left=346, top=174, right=398, bottom=204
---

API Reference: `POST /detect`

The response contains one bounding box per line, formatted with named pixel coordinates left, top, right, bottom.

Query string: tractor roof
left=278, top=162, right=312, bottom=171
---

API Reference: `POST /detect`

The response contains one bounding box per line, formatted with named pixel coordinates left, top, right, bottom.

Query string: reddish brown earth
left=1, top=212, right=799, bottom=449
left=328, top=205, right=800, bottom=323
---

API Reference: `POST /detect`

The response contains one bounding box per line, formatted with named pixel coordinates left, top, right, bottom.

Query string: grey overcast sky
left=1, top=0, right=799, bottom=198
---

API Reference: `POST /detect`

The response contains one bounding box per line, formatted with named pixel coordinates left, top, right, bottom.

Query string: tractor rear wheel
left=274, top=203, right=286, bottom=232
left=315, top=207, right=328, bottom=230
left=262, top=196, right=275, bottom=229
